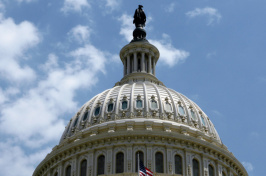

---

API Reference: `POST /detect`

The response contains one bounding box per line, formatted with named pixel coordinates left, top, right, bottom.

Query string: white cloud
left=150, top=35, right=189, bottom=67
left=0, top=141, right=51, bottom=176
left=118, top=14, right=189, bottom=67
left=69, top=25, right=91, bottom=43
left=0, top=17, right=40, bottom=83
left=61, top=0, right=90, bottom=13
left=0, top=87, right=20, bottom=104
left=104, top=0, right=121, bottom=12
left=186, top=7, right=222, bottom=25
left=0, top=35, right=116, bottom=148
left=118, top=14, right=134, bottom=42
left=242, top=161, right=254, bottom=172
left=165, top=2, right=176, bottom=13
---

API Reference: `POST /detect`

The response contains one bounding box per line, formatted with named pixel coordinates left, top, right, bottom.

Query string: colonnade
left=123, top=51, right=156, bottom=76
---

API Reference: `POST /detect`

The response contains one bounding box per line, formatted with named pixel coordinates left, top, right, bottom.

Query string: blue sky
left=0, top=0, right=265, bottom=175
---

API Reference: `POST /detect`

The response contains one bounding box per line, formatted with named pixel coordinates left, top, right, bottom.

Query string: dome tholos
left=33, top=6, right=247, bottom=176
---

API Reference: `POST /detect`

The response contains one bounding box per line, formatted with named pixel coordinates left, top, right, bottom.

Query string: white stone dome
left=60, top=81, right=222, bottom=146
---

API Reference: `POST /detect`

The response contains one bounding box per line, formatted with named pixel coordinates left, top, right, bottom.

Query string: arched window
left=80, top=160, right=87, bottom=176
left=107, top=103, right=114, bottom=112
left=191, top=110, right=196, bottom=120
left=136, top=100, right=142, bottom=108
left=94, top=107, right=100, bottom=116
left=116, top=152, right=124, bottom=173
left=165, top=103, right=172, bottom=111
left=73, top=117, right=79, bottom=127
left=97, top=155, right=105, bottom=175
left=151, top=100, right=158, bottom=109
left=174, top=155, right=182, bottom=174
left=155, top=152, right=163, bottom=173
left=200, top=115, right=206, bottom=126
left=135, top=151, right=144, bottom=172
left=192, top=159, right=199, bottom=176
left=222, top=171, right=226, bottom=176
left=209, top=165, right=214, bottom=176
left=65, top=165, right=71, bottom=176
left=82, top=111, right=89, bottom=121
left=122, top=101, right=128, bottom=110
left=178, top=105, right=185, bottom=115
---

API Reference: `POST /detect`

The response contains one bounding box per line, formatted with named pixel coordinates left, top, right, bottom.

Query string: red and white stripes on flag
left=139, top=160, right=153, bottom=176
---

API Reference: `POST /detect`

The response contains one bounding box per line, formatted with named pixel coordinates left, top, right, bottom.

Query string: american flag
left=139, top=160, right=153, bottom=176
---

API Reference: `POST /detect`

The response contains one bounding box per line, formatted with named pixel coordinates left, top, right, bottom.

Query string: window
left=94, top=107, right=100, bottom=116
left=155, top=152, right=163, bottom=173
left=66, top=165, right=71, bottom=176
left=136, top=100, right=142, bottom=108
left=175, top=155, right=182, bottom=174
left=80, top=160, right=87, bottom=176
left=222, top=171, right=226, bottom=176
left=122, top=101, right=128, bottom=110
left=97, top=155, right=105, bottom=175
left=151, top=100, right=158, bottom=109
left=191, top=110, right=196, bottom=120
left=135, top=151, right=144, bottom=172
left=116, top=152, right=124, bottom=173
left=165, top=103, right=172, bottom=111
left=178, top=105, right=185, bottom=115
left=54, top=172, right=58, bottom=176
left=201, top=115, right=206, bottom=126
left=209, top=165, right=214, bottom=176
left=73, top=117, right=79, bottom=127
left=107, top=103, right=114, bottom=112
left=192, top=159, right=199, bottom=176
left=82, top=111, right=89, bottom=121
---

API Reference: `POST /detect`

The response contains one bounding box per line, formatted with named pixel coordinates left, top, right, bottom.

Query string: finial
left=131, top=5, right=148, bottom=43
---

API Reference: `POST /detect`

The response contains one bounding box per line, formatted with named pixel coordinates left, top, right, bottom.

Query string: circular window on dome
left=200, top=115, right=206, bottom=126
left=82, top=111, right=89, bottom=121
left=165, top=102, right=172, bottom=112
left=190, top=110, right=197, bottom=120
left=107, top=103, right=114, bottom=112
left=150, top=99, right=158, bottom=109
left=136, top=99, right=143, bottom=108
left=94, top=107, right=101, bottom=116
left=121, top=100, right=128, bottom=110
left=178, top=105, right=185, bottom=116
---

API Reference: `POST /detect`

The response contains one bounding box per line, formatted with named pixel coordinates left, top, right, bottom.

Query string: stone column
left=152, top=58, right=156, bottom=76
left=58, top=164, right=63, bottom=176
left=217, top=163, right=222, bottom=176
left=127, top=55, right=130, bottom=74
left=127, top=145, right=133, bottom=172
left=88, top=152, right=94, bottom=176
left=146, top=145, right=152, bottom=171
left=203, top=157, right=208, bottom=176
left=186, top=151, right=192, bottom=176
left=107, top=148, right=113, bottom=174
left=167, top=148, right=173, bottom=174
left=141, top=52, right=145, bottom=72
left=133, top=52, right=137, bottom=72
left=148, top=55, right=152, bottom=74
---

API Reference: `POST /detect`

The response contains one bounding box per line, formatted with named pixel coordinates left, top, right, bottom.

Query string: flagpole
left=138, top=152, right=140, bottom=176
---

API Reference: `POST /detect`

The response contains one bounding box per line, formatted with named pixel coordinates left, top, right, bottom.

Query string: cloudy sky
left=0, top=0, right=265, bottom=175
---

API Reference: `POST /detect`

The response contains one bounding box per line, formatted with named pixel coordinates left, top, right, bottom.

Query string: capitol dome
left=60, top=81, right=222, bottom=146
left=33, top=6, right=247, bottom=176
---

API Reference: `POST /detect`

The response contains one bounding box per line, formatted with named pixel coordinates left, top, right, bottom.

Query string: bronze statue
left=133, top=5, right=146, bottom=28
